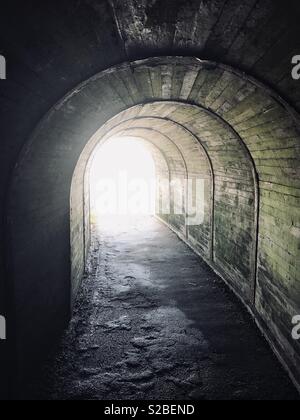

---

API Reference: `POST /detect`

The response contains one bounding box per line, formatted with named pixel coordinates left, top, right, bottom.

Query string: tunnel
left=0, top=0, right=299, bottom=401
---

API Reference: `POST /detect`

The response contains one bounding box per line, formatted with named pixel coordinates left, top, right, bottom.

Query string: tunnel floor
left=35, top=216, right=298, bottom=400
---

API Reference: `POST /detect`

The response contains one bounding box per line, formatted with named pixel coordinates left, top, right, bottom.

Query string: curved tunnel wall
left=6, top=57, right=300, bottom=388
left=73, top=100, right=258, bottom=305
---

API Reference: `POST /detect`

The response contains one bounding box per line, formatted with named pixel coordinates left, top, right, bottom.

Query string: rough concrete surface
left=32, top=217, right=298, bottom=400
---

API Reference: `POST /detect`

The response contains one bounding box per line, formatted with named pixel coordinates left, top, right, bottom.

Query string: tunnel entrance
left=7, top=57, right=300, bottom=393
left=90, top=137, right=156, bottom=224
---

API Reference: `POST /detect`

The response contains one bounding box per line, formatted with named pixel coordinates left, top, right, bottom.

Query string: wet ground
left=36, top=216, right=299, bottom=400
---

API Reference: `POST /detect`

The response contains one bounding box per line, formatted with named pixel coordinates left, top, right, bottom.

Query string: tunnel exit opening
left=89, top=137, right=157, bottom=228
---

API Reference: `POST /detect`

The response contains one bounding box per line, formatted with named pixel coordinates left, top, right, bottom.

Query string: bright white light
left=90, top=137, right=156, bottom=222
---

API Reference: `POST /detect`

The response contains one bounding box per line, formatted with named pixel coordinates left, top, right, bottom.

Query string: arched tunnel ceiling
left=13, top=56, right=300, bottom=246
left=91, top=103, right=255, bottom=181
left=71, top=57, right=300, bottom=195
